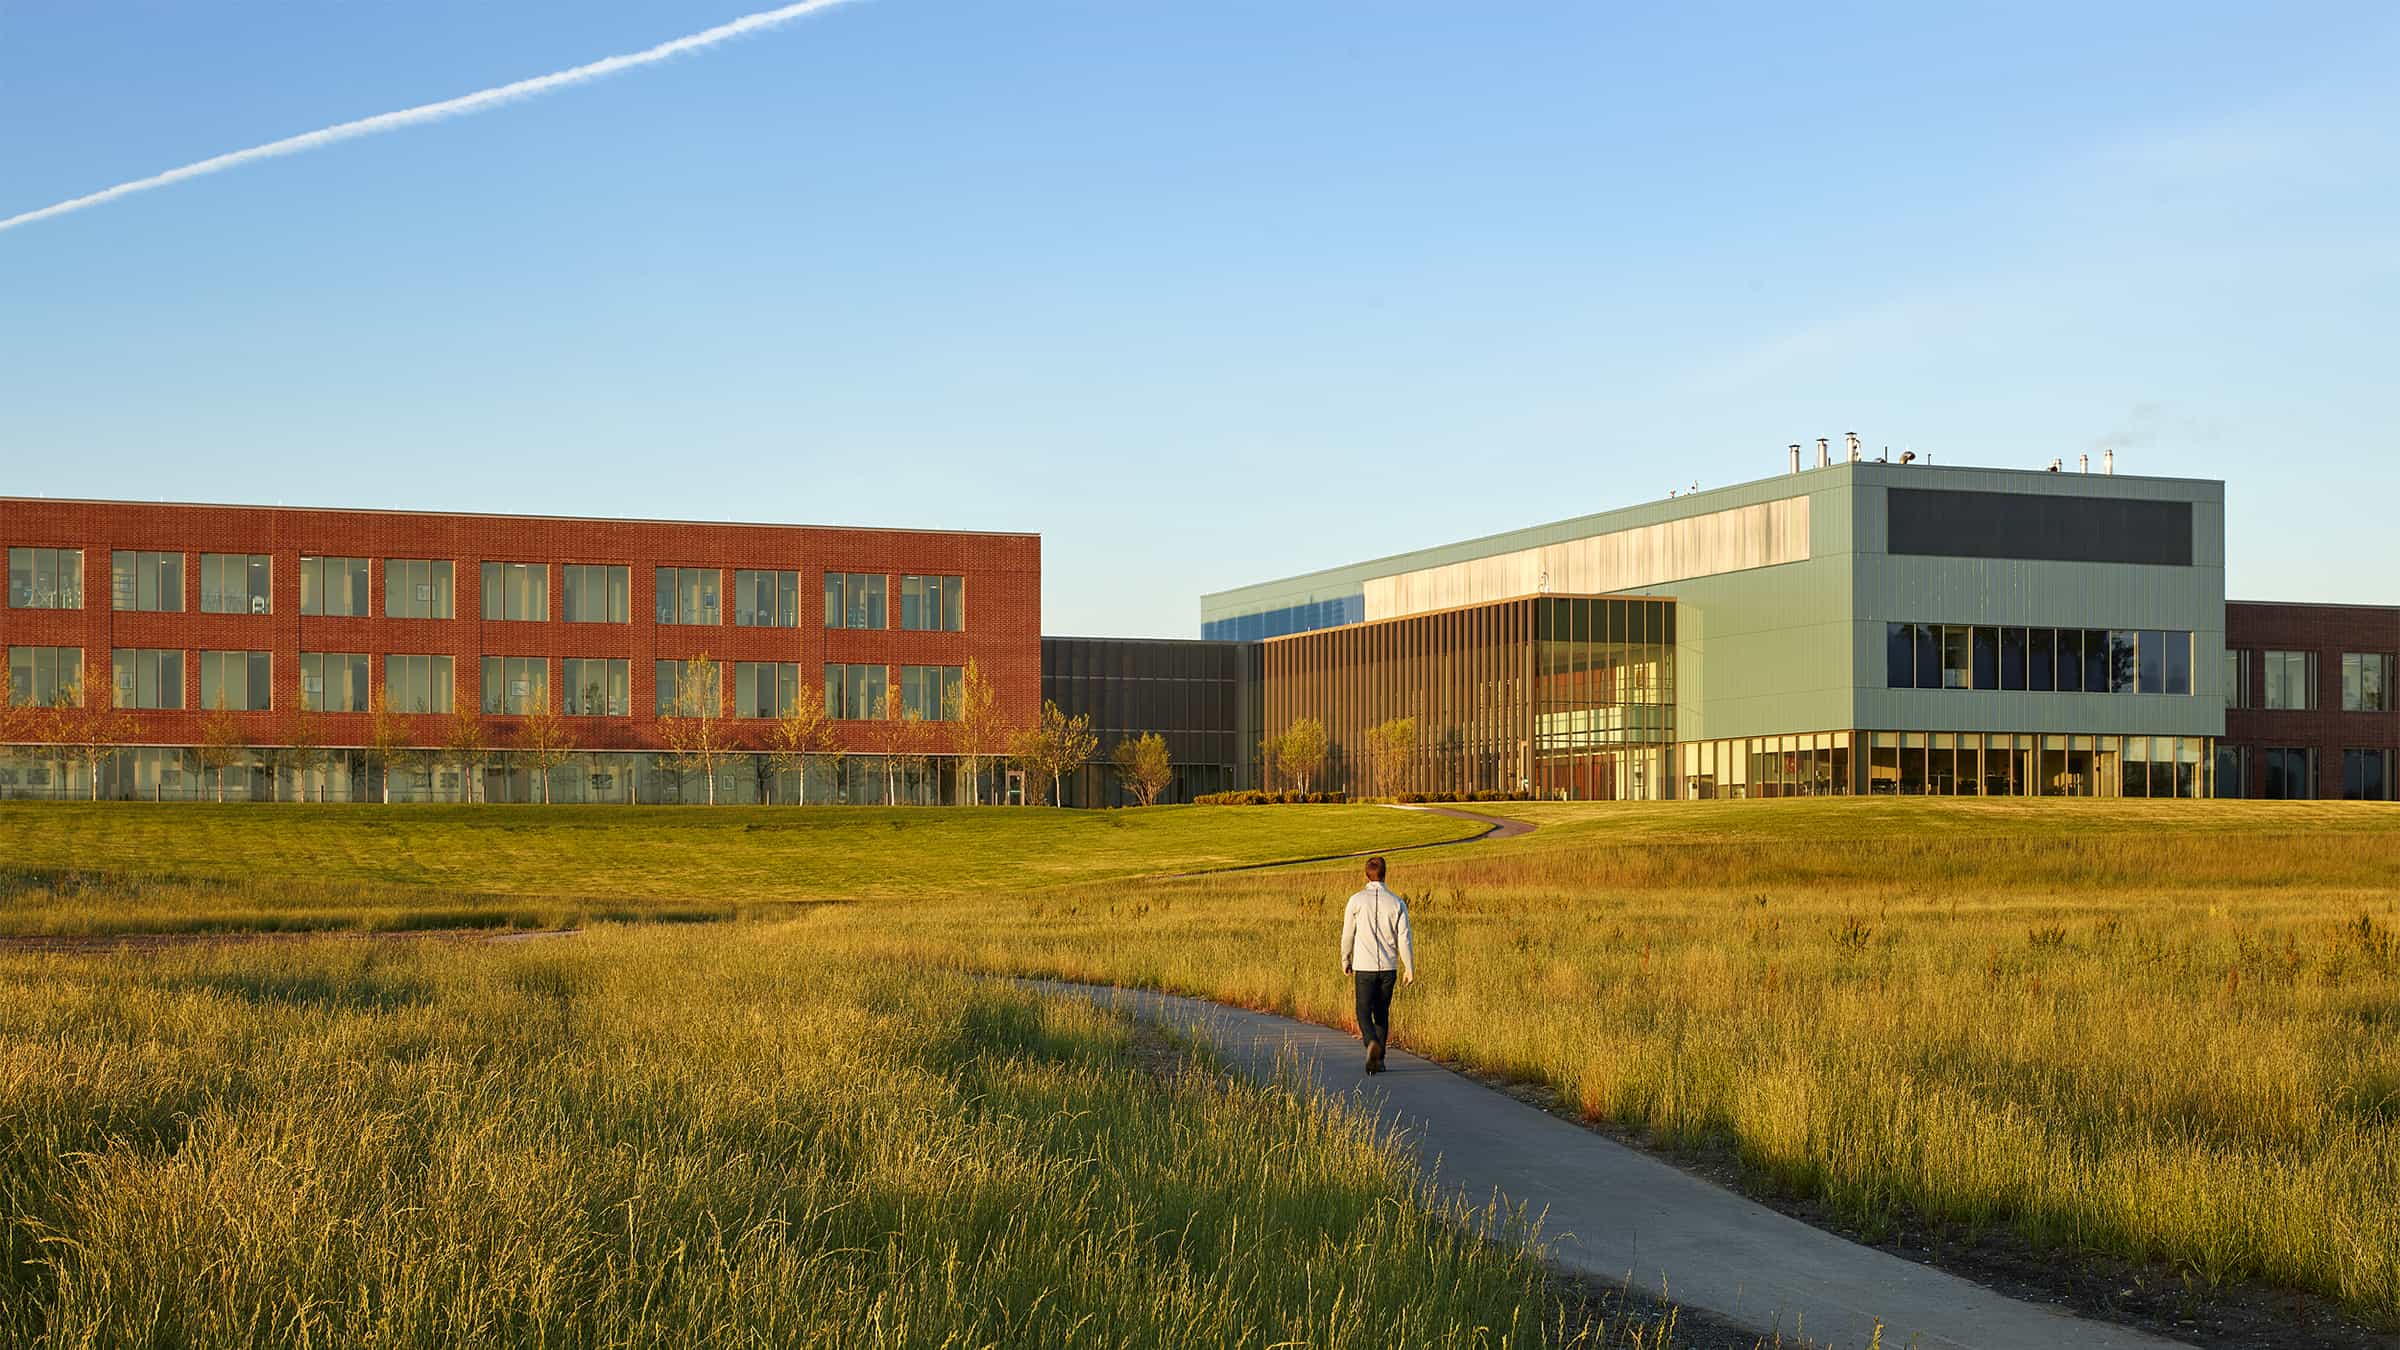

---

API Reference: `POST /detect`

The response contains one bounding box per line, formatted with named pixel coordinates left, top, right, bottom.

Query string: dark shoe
left=1365, top=1039, right=1386, bottom=1074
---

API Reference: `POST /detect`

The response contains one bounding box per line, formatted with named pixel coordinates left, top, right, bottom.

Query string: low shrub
left=1193, top=790, right=1350, bottom=806
left=1393, top=790, right=1537, bottom=804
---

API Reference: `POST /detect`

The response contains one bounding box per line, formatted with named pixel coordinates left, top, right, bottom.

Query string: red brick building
left=2221, top=601, right=2398, bottom=800
left=1, top=498, right=1039, bottom=802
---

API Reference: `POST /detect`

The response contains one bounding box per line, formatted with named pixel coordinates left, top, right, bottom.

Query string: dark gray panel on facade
left=1886, top=488, right=2192, bottom=567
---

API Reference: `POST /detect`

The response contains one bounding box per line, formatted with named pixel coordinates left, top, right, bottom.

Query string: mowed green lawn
left=0, top=803, right=1483, bottom=936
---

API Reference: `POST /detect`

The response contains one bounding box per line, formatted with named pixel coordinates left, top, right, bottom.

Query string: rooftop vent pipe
left=2105, top=448, right=2115, bottom=476
left=2048, top=458, right=2063, bottom=472
left=1789, top=443, right=1802, bottom=474
left=1845, top=431, right=1861, bottom=462
left=2080, top=452, right=2090, bottom=473
left=1900, top=450, right=1917, bottom=464
left=1816, top=437, right=1831, bottom=467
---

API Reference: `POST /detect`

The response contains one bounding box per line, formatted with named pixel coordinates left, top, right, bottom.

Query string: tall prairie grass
left=0, top=929, right=1638, bottom=1348
left=804, top=800, right=2400, bottom=1324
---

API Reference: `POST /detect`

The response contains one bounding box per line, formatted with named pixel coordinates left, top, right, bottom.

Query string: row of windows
left=1884, top=624, right=2193, bottom=695
left=2225, top=650, right=2392, bottom=712
left=2219, top=746, right=2396, bottom=801
left=11, top=548, right=969, bottom=631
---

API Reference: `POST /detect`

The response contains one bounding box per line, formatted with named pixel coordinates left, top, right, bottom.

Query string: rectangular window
left=1912, top=623, right=1939, bottom=690
left=562, top=658, right=630, bottom=717
left=385, top=559, right=455, bottom=619
left=480, top=562, right=549, bottom=622
left=7, top=548, right=85, bottom=610
left=824, top=573, right=888, bottom=630
left=199, top=554, right=272, bottom=614
left=113, top=648, right=185, bottom=710
left=2215, top=744, right=2250, bottom=798
left=734, top=570, right=801, bottom=628
left=2225, top=650, right=2251, bottom=710
left=2263, top=746, right=2316, bottom=800
left=2341, top=653, right=2393, bottom=712
left=655, top=567, right=721, bottom=626
left=1940, top=626, right=1971, bottom=689
left=899, top=664, right=963, bottom=720
left=299, top=652, right=371, bottom=712
left=562, top=564, right=630, bottom=623
left=383, top=654, right=454, bottom=714
left=655, top=660, right=721, bottom=718
left=299, top=556, right=372, bottom=616
left=2053, top=629, right=2084, bottom=693
left=8, top=646, right=83, bottom=706
left=2028, top=627, right=2055, bottom=692
left=1970, top=626, right=1998, bottom=692
left=734, top=662, right=802, bottom=718
left=480, top=656, right=549, bottom=715
left=823, top=662, right=888, bottom=719
left=2265, top=650, right=2317, bottom=710
left=2342, top=748, right=2393, bottom=801
left=2109, top=631, right=2139, bottom=693
left=111, top=551, right=183, bottom=612
left=2136, top=629, right=2166, bottom=694
left=900, top=575, right=966, bottom=631
left=199, top=650, right=273, bottom=711
left=1885, top=623, right=1914, bottom=689
left=2000, top=627, right=2026, bottom=691
left=2081, top=629, right=2108, bottom=695
left=2160, top=631, right=2191, bottom=696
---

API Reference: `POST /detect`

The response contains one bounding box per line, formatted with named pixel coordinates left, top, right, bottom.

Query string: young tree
left=948, top=659, right=1007, bottom=806
left=656, top=653, right=730, bottom=805
left=869, top=674, right=932, bottom=803
left=282, top=706, right=331, bottom=803
left=764, top=682, right=839, bottom=805
left=1278, top=716, right=1329, bottom=795
left=442, top=704, right=489, bottom=804
left=1367, top=716, right=1418, bottom=799
left=512, top=687, right=577, bottom=804
left=365, top=687, right=424, bottom=804
left=196, top=697, right=248, bottom=804
left=1009, top=699, right=1097, bottom=808
left=1111, top=732, right=1174, bottom=807
left=61, top=683, right=137, bottom=802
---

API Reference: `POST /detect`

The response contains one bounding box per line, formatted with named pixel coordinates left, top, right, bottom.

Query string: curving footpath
left=1035, top=980, right=2192, bottom=1350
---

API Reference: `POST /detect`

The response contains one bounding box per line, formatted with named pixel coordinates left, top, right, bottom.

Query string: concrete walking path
left=1037, top=981, right=2192, bottom=1350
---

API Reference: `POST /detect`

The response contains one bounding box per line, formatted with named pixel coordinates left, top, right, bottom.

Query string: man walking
left=1340, top=855, right=1415, bottom=1075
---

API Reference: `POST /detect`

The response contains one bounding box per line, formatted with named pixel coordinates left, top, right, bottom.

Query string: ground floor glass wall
left=1678, top=731, right=2213, bottom=799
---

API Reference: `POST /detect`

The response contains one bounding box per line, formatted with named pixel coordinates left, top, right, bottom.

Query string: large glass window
left=1885, top=623, right=1913, bottom=689
left=8, top=646, right=83, bottom=706
left=112, top=648, right=184, bottom=710
left=2027, top=627, right=2055, bottom=692
left=299, top=557, right=371, bottom=617
left=2216, top=744, right=2250, bottom=798
left=2053, top=629, right=2083, bottom=693
left=386, top=559, right=455, bottom=619
left=199, top=554, right=272, bottom=614
left=1970, top=626, right=1997, bottom=691
left=655, top=660, right=720, bottom=717
left=2225, top=650, right=2252, bottom=710
left=900, top=575, right=965, bottom=631
left=823, top=662, right=888, bottom=719
left=2108, top=631, right=2139, bottom=693
left=2341, top=653, right=2392, bottom=712
left=2160, top=631, right=2191, bottom=696
left=734, top=570, right=801, bottom=628
left=562, top=564, right=630, bottom=623
left=481, top=657, right=549, bottom=715
left=2135, top=630, right=2166, bottom=694
left=1999, top=628, right=2026, bottom=691
left=300, top=652, right=371, bottom=712
left=734, top=662, right=802, bottom=718
left=481, top=563, right=549, bottom=622
left=2264, top=746, right=2316, bottom=800
left=655, top=567, right=721, bottom=626
left=2265, top=650, right=2316, bottom=710
left=824, top=573, right=887, bottom=630
left=384, top=654, right=454, bottom=714
left=199, top=651, right=272, bottom=711
left=2343, top=748, right=2393, bottom=801
left=900, top=664, right=963, bottom=720
left=563, top=658, right=630, bottom=717
left=7, top=548, right=84, bottom=610
left=1939, top=626, right=1972, bottom=689
left=111, top=551, right=183, bottom=612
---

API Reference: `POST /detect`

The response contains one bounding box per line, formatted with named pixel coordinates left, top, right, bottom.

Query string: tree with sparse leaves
left=365, top=688, right=425, bottom=804
left=869, top=674, right=929, bottom=804
left=1366, top=716, right=1418, bottom=799
left=764, top=682, right=840, bottom=805
left=1009, top=700, right=1098, bottom=808
left=196, top=697, right=248, bottom=804
left=1278, top=717, right=1329, bottom=794
left=512, top=687, right=576, bottom=804
left=60, top=681, right=137, bottom=802
left=948, top=659, right=1008, bottom=806
left=657, top=653, right=730, bottom=805
left=1111, top=732, right=1174, bottom=807
left=442, top=704, right=489, bottom=804
left=281, top=706, right=332, bottom=803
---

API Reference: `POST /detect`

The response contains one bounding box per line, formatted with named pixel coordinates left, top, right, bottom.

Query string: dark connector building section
left=1039, top=637, right=1260, bottom=806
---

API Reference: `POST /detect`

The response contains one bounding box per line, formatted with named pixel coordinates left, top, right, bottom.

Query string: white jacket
left=1340, top=882, right=1415, bottom=977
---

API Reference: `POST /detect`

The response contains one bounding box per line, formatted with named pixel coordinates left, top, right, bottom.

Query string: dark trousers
left=1354, top=969, right=1399, bottom=1048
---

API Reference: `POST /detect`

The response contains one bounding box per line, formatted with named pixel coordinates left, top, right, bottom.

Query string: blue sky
left=3, top=2, right=2394, bottom=636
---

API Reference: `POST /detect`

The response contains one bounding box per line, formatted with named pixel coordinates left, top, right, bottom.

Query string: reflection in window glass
left=2343, top=748, right=2393, bottom=801
left=2136, top=630, right=2165, bottom=694
left=2053, top=629, right=2083, bottom=693
left=2028, top=627, right=2055, bottom=692
left=2264, top=746, right=2315, bottom=799
left=899, top=664, right=963, bottom=720
left=2161, top=631, right=2191, bottom=696
left=2109, top=631, right=2138, bottom=693
left=2000, top=628, right=2026, bottom=690
left=1885, top=623, right=1913, bottom=689
left=2264, top=651, right=2315, bottom=710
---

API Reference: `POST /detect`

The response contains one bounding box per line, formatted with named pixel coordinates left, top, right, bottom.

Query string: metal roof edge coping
left=0, top=496, right=1041, bottom=541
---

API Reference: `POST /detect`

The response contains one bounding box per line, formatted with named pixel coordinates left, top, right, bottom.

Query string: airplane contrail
left=0, top=0, right=866, bottom=235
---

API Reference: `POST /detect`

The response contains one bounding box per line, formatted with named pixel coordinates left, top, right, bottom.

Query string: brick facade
left=1, top=497, right=1040, bottom=759
left=2223, top=601, right=2400, bottom=799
